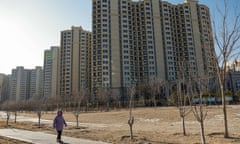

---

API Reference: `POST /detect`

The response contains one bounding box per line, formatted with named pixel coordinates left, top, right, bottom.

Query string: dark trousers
left=57, top=130, right=62, bottom=141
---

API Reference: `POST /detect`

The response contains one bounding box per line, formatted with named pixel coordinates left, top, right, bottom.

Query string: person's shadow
left=61, top=142, right=70, bottom=144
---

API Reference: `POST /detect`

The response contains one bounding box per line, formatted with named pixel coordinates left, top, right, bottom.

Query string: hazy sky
left=0, top=0, right=238, bottom=74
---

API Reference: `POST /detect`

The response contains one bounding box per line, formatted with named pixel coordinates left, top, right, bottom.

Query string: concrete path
left=0, top=128, right=108, bottom=144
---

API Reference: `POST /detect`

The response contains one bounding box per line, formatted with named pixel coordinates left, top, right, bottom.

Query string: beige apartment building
left=59, top=26, right=91, bottom=98
left=91, top=0, right=215, bottom=100
left=43, top=46, right=60, bottom=98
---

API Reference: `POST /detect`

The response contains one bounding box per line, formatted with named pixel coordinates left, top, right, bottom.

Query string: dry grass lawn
left=1, top=106, right=240, bottom=143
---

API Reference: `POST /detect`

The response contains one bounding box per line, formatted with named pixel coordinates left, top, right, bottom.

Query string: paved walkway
left=0, top=128, right=108, bottom=144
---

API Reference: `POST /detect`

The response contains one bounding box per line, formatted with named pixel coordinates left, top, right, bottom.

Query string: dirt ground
left=1, top=106, right=240, bottom=144
left=0, top=135, right=32, bottom=144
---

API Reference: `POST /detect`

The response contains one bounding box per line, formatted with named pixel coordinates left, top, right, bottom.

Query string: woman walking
left=53, top=109, right=67, bottom=143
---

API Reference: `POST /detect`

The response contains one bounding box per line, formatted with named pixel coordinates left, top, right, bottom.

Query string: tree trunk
left=181, top=116, right=186, bottom=136
left=223, top=98, right=229, bottom=138
left=154, top=98, right=157, bottom=107
left=199, top=94, right=206, bottom=144
left=14, top=112, right=17, bottom=123
left=221, top=85, right=229, bottom=138
left=128, top=117, right=134, bottom=141
left=76, top=114, right=79, bottom=128
left=38, top=112, right=41, bottom=128
left=200, top=119, right=206, bottom=144
left=6, top=112, right=10, bottom=126
left=142, top=96, right=145, bottom=106
left=119, top=101, right=122, bottom=108
left=38, top=117, right=41, bottom=128
left=130, top=124, right=133, bottom=140
left=107, top=102, right=110, bottom=111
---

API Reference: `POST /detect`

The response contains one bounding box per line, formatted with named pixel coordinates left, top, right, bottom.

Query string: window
left=103, top=50, right=108, bottom=53
left=103, top=61, right=108, bottom=64
left=103, top=66, right=108, bottom=70
left=103, top=78, right=109, bottom=81
left=103, top=72, right=108, bottom=75
left=123, top=45, right=128, bottom=48
left=103, top=44, right=108, bottom=48
left=236, top=80, right=240, bottom=90
left=103, top=55, right=108, bottom=59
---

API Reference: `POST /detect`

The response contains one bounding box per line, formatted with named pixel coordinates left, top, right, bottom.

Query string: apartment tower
left=0, top=74, right=10, bottom=102
left=10, top=66, right=44, bottom=101
left=92, top=0, right=215, bottom=99
left=60, top=26, right=91, bottom=97
left=43, top=46, right=60, bottom=98
left=10, top=67, right=30, bottom=101
left=29, top=66, right=43, bottom=99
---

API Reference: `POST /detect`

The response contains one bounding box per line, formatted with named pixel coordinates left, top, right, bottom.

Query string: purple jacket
left=53, top=111, right=67, bottom=131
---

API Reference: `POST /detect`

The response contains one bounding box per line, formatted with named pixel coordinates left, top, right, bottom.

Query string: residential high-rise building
left=29, top=66, right=43, bottom=99
left=0, top=73, right=10, bottom=102
left=10, top=67, right=31, bottom=101
left=10, top=66, right=43, bottom=101
left=175, top=0, right=215, bottom=78
left=60, top=26, right=91, bottom=97
left=92, top=0, right=215, bottom=99
left=43, top=46, right=60, bottom=99
left=92, top=0, right=134, bottom=100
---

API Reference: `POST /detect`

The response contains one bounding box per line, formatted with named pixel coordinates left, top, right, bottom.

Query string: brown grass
left=1, top=106, right=240, bottom=144
left=0, top=136, right=32, bottom=144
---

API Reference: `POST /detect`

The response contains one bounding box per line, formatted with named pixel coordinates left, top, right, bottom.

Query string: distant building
left=43, top=46, right=60, bottom=99
left=0, top=73, right=10, bottom=102
left=29, top=66, right=43, bottom=99
left=227, top=60, right=240, bottom=72
left=10, top=66, right=43, bottom=101
left=226, top=71, right=240, bottom=95
left=10, top=67, right=30, bottom=101
left=59, top=26, right=91, bottom=97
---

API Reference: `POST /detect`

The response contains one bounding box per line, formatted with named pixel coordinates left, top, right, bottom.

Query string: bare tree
left=213, top=0, right=240, bottom=138
left=177, top=79, right=192, bottom=136
left=72, top=90, right=84, bottom=129
left=191, top=78, right=208, bottom=144
left=30, top=95, right=47, bottom=128
left=170, top=83, right=190, bottom=137
left=12, top=101, right=21, bottom=123
left=105, top=88, right=112, bottom=111
left=137, top=82, right=146, bottom=106
left=128, top=81, right=136, bottom=141
left=95, top=87, right=106, bottom=111
left=167, top=85, right=178, bottom=106
left=149, top=80, right=157, bottom=107
left=111, top=88, right=122, bottom=109
left=175, top=61, right=192, bottom=136
left=149, top=77, right=164, bottom=107
left=1, top=100, right=11, bottom=126
left=155, top=78, right=166, bottom=106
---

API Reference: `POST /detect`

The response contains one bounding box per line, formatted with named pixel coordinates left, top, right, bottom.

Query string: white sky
left=0, top=0, right=91, bottom=74
left=0, top=0, right=238, bottom=75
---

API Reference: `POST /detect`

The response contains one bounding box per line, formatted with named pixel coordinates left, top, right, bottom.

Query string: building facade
left=29, top=66, right=43, bottom=99
left=60, top=26, right=91, bottom=98
left=0, top=74, right=10, bottom=102
left=226, top=71, right=240, bottom=96
left=10, top=67, right=30, bottom=101
left=10, top=66, right=43, bottom=101
left=227, top=60, right=240, bottom=72
left=91, top=0, right=215, bottom=100
left=43, top=46, right=60, bottom=99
